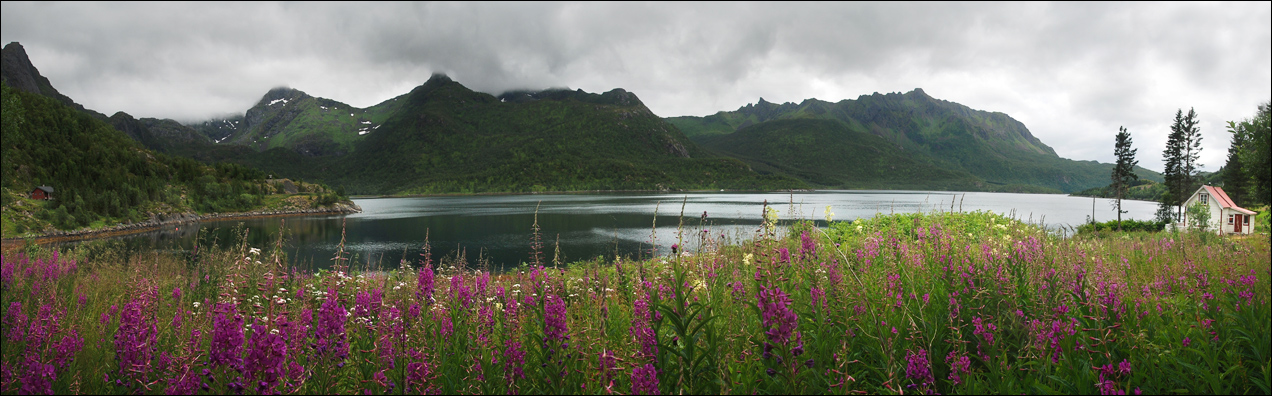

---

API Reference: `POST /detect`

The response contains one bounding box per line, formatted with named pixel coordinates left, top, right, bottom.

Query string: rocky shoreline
left=2, top=201, right=361, bottom=247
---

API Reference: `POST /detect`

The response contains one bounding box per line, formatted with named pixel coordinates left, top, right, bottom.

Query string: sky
left=2, top=2, right=1269, bottom=173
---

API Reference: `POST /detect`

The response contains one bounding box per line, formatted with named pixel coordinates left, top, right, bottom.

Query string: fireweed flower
left=451, top=273, right=473, bottom=309
left=417, top=264, right=435, bottom=304
left=406, top=348, right=434, bottom=394
left=631, top=292, right=658, bottom=359
left=757, top=284, right=798, bottom=349
left=503, top=341, right=526, bottom=384
left=972, top=316, right=997, bottom=346
left=544, top=294, right=569, bottom=343
left=244, top=319, right=288, bottom=393
left=314, top=288, right=349, bottom=360
left=945, top=351, right=971, bottom=386
left=904, top=349, right=935, bottom=392
left=209, top=304, right=245, bottom=370
left=114, top=299, right=158, bottom=381
left=631, top=363, right=659, bottom=395
left=800, top=231, right=817, bottom=259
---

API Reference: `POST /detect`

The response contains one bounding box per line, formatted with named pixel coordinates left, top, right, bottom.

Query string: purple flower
left=904, top=349, right=934, bottom=391
left=417, top=264, right=435, bottom=304
left=544, top=294, right=569, bottom=343
left=945, top=351, right=971, bottom=386
left=314, top=288, right=349, bottom=360
left=800, top=231, right=816, bottom=259
left=172, top=286, right=182, bottom=301
left=209, top=304, right=244, bottom=370
left=757, top=285, right=798, bottom=347
left=244, top=321, right=287, bottom=393
left=1183, top=337, right=1191, bottom=347
left=115, top=299, right=158, bottom=380
left=631, top=363, right=659, bottom=395
left=451, top=273, right=472, bottom=309
left=502, top=341, right=526, bottom=384
left=406, top=348, right=434, bottom=394
left=18, top=353, right=54, bottom=395
left=631, top=293, right=658, bottom=359
left=778, top=248, right=791, bottom=264
left=354, top=289, right=383, bottom=319
left=972, top=316, right=997, bottom=346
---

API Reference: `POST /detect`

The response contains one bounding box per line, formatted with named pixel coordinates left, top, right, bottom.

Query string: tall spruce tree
left=1181, top=108, right=1203, bottom=198
left=1112, top=126, right=1138, bottom=230
left=1162, top=109, right=1187, bottom=222
left=1223, top=126, right=1248, bottom=206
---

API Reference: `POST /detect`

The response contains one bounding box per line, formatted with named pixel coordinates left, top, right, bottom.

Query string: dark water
left=57, top=191, right=1160, bottom=272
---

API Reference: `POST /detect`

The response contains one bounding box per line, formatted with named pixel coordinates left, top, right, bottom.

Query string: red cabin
left=29, top=186, right=53, bottom=200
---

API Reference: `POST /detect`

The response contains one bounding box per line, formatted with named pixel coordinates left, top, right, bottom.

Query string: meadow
left=1, top=208, right=1268, bottom=395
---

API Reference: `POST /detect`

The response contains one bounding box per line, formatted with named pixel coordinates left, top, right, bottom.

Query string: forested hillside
left=0, top=83, right=346, bottom=236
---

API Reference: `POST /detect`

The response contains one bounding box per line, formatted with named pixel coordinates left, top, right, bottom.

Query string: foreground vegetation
left=2, top=210, right=1268, bottom=394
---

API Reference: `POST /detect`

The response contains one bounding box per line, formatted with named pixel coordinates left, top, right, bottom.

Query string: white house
left=1180, top=185, right=1256, bottom=235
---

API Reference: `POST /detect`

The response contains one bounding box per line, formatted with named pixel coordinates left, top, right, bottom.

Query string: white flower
left=249, top=247, right=261, bottom=256
left=193, top=302, right=201, bottom=308
left=270, top=328, right=279, bottom=335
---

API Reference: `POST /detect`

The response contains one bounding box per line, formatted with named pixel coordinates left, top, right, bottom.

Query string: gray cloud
left=3, top=2, right=1268, bottom=173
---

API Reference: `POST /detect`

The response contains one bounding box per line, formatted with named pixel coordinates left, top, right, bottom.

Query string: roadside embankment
left=1, top=201, right=361, bottom=249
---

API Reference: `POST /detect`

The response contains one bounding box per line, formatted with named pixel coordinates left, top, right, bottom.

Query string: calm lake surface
left=65, top=191, right=1160, bottom=272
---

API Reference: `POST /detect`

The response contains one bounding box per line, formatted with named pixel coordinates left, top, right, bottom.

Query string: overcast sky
left=3, top=2, right=1269, bottom=173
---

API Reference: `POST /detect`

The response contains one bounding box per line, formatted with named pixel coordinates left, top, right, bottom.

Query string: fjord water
left=79, top=191, right=1159, bottom=271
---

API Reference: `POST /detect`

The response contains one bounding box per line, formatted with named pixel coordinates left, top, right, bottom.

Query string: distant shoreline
left=1, top=203, right=360, bottom=250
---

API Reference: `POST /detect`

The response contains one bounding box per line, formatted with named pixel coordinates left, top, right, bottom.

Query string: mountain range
left=2, top=41, right=1160, bottom=197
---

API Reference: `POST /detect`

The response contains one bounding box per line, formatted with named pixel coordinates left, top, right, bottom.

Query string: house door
left=1235, top=215, right=1243, bottom=233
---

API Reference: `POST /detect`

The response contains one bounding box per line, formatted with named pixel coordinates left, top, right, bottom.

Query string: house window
left=1200, top=193, right=1209, bottom=206
left=1228, top=214, right=1234, bottom=225
left=1244, top=216, right=1251, bottom=225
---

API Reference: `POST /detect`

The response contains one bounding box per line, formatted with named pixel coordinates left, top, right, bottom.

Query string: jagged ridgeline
left=191, top=87, right=407, bottom=156
left=1, top=83, right=275, bottom=231
left=304, top=75, right=802, bottom=194
left=669, top=90, right=1162, bottom=193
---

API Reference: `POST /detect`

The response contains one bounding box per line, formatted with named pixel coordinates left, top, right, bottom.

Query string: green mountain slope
left=331, top=75, right=802, bottom=194
left=190, top=87, right=407, bottom=156
left=698, top=118, right=994, bottom=190
left=668, top=89, right=1162, bottom=192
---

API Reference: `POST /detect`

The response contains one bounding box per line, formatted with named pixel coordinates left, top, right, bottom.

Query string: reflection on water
left=55, top=191, right=1160, bottom=272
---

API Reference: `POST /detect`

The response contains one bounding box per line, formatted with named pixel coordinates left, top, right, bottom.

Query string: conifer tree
left=1223, top=127, right=1248, bottom=206
left=1162, top=110, right=1187, bottom=222
left=1163, top=108, right=1202, bottom=221
left=1111, top=126, right=1138, bottom=230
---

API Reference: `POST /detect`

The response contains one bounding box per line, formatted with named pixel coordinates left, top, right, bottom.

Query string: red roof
left=1203, top=185, right=1256, bottom=215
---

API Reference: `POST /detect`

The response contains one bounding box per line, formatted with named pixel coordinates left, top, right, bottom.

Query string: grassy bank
left=1, top=210, right=1268, bottom=394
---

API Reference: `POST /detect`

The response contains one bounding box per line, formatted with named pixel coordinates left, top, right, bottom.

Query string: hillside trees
left=0, top=81, right=285, bottom=232
left=1227, top=100, right=1271, bottom=205
left=1111, top=126, right=1138, bottom=230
